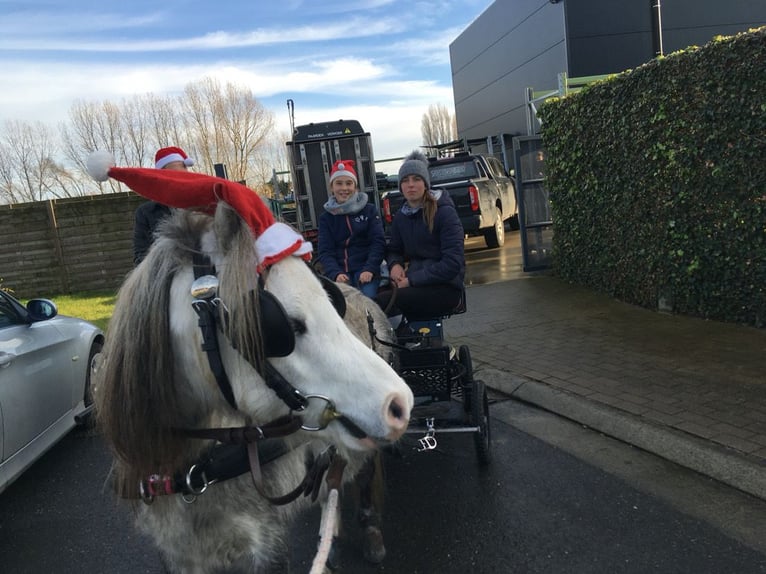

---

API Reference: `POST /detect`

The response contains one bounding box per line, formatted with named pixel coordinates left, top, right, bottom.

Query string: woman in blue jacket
left=375, top=150, right=465, bottom=320
left=317, top=159, right=385, bottom=298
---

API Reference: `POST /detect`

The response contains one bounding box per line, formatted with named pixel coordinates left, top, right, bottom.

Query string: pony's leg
left=356, top=453, right=386, bottom=564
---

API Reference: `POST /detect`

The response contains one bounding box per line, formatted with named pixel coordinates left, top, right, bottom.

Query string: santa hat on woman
left=328, top=159, right=357, bottom=185
left=87, top=151, right=310, bottom=269
left=155, top=146, right=195, bottom=169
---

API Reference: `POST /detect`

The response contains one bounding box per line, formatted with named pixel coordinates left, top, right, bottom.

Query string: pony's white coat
left=95, top=207, right=412, bottom=573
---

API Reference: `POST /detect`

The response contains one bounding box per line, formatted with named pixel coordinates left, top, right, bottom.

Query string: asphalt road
left=2, top=401, right=765, bottom=574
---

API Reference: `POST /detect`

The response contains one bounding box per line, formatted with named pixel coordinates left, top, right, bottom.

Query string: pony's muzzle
left=383, top=391, right=412, bottom=441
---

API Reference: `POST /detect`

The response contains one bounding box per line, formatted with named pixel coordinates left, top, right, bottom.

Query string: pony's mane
left=95, top=205, right=268, bottom=492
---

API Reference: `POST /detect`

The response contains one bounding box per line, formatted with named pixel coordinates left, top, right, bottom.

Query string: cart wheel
left=472, top=380, right=491, bottom=466
left=458, top=345, right=473, bottom=412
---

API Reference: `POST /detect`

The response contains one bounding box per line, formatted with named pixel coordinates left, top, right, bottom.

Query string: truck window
left=486, top=157, right=506, bottom=179
left=429, top=161, right=479, bottom=184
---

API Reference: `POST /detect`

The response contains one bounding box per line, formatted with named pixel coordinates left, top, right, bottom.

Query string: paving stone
left=446, top=277, right=766, bottom=495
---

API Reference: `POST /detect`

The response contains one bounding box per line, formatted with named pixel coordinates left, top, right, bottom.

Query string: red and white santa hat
left=328, top=159, right=357, bottom=185
left=155, top=146, right=195, bottom=169
left=87, top=151, right=311, bottom=270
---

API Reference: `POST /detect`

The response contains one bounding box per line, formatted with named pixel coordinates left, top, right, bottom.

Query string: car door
left=474, top=159, right=497, bottom=220
left=0, top=292, right=73, bottom=462
left=486, top=157, right=516, bottom=218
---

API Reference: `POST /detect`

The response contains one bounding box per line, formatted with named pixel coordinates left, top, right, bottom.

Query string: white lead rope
left=309, top=488, right=340, bottom=574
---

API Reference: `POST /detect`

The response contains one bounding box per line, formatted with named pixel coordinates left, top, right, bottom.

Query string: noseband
left=189, top=253, right=366, bottom=437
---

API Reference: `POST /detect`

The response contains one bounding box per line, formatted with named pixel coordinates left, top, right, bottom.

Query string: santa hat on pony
left=86, top=150, right=311, bottom=269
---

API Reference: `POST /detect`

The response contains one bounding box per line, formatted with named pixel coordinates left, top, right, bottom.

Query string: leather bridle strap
left=247, top=443, right=340, bottom=506
left=179, top=414, right=303, bottom=443
left=191, top=252, right=309, bottom=413
left=192, top=252, right=239, bottom=410
left=137, top=439, right=292, bottom=502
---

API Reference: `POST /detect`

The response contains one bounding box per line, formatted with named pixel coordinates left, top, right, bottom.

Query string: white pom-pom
left=86, top=150, right=115, bottom=182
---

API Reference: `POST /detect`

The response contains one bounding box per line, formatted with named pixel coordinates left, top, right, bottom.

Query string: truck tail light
left=469, top=185, right=480, bottom=212
left=382, top=197, right=392, bottom=224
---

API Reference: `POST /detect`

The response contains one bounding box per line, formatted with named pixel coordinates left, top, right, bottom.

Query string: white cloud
left=0, top=0, right=475, bottom=164
left=0, top=17, right=401, bottom=51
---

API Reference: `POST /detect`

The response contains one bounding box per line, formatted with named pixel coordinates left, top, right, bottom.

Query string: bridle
left=137, top=253, right=365, bottom=505
left=188, top=253, right=366, bottom=434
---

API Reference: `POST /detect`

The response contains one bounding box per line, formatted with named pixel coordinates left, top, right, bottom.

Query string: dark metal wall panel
left=564, top=0, right=654, bottom=76
left=455, top=44, right=567, bottom=139
left=662, top=0, right=766, bottom=30
left=565, top=0, right=766, bottom=76
left=450, top=0, right=766, bottom=141
left=450, top=0, right=566, bottom=139
left=662, top=0, right=766, bottom=51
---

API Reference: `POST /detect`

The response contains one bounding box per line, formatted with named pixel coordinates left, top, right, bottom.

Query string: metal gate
left=513, top=135, right=552, bottom=271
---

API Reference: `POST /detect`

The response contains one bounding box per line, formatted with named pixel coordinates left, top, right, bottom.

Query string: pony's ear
left=317, top=274, right=346, bottom=318
left=214, top=201, right=246, bottom=253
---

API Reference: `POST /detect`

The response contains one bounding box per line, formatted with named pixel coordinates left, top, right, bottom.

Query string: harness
left=137, top=254, right=363, bottom=505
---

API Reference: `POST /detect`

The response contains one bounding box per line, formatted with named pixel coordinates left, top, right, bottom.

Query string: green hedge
left=539, top=27, right=766, bottom=327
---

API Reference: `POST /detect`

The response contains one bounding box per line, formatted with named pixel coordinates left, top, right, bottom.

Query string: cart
left=392, top=295, right=491, bottom=466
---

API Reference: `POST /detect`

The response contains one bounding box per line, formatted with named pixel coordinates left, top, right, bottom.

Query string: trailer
left=285, top=111, right=379, bottom=245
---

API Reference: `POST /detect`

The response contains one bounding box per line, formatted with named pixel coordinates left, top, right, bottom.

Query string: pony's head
left=90, top=155, right=413, bottom=486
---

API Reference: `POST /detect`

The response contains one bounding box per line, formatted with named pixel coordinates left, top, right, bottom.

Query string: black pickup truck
left=381, top=152, right=518, bottom=248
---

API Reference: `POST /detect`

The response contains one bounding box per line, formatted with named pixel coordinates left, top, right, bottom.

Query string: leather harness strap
left=192, top=252, right=239, bottom=410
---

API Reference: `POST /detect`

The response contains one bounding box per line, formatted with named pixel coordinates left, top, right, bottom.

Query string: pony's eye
left=290, top=318, right=307, bottom=335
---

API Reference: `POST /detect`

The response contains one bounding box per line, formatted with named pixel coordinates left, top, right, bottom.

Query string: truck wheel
left=484, top=211, right=505, bottom=248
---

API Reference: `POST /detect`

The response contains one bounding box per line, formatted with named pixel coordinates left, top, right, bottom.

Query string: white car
left=0, top=290, right=104, bottom=494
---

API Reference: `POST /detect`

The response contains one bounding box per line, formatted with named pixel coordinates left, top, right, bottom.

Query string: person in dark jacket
left=375, top=150, right=465, bottom=320
left=317, top=159, right=385, bottom=298
left=132, top=146, right=195, bottom=265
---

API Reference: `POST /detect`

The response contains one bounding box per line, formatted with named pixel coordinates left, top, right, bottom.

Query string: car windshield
left=429, top=161, right=478, bottom=184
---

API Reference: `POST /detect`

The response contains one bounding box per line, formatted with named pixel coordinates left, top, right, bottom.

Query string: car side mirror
left=26, top=298, right=58, bottom=321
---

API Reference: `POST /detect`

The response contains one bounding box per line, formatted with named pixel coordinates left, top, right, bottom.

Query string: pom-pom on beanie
left=398, top=150, right=430, bottom=190
left=329, top=159, right=358, bottom=185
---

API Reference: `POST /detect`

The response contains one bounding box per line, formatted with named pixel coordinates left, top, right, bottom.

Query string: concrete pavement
left=445, top=275, right=766, bottom=500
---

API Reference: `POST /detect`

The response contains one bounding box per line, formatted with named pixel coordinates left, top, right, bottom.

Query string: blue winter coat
left=386, top=192, right=465, bottom=290
left=317, top=203, right=385, bottom=280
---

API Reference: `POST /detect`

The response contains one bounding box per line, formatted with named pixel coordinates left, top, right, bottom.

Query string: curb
left=477, top=367, right=766, bottom=502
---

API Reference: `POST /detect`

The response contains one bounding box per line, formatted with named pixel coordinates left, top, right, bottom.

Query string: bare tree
left=182, top=77, right=275, bottom=183
left=144, top=93, right=187, bottom=159
left=61, top=100, right=129, bottom=194
left=0, top=120, right=80, bottom=203
left=249, top=130, right=291, bottom=196
left=421, top=103, right=457, bottom=150
left=3, top=77, right=278, bottom=204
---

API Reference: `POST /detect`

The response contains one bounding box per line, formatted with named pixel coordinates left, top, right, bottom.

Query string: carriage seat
left=397, top=286, right=467, bottom=346
left=402, top=285, right=467, bottom=322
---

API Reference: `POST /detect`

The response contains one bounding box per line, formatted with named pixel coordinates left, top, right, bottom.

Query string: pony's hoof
left=362, top=526, right=386, bottom=564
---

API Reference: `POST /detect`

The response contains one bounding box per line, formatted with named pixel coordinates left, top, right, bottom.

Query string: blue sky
left=0, top=0, right=491, bottom=164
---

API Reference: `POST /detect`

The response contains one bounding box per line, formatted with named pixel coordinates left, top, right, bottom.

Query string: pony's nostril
left=389, top=398, right=404, bottom=421
left=385, top=394, right=411, bottom=431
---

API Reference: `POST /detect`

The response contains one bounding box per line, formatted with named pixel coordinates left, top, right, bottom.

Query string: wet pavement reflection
left=464, top=230, right=539, bottom=285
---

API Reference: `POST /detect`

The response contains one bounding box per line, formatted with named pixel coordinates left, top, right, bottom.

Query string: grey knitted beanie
left=398, top=150, right=430, bottom=190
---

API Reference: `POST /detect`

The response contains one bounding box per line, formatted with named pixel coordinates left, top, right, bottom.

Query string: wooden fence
left=0, top=192, right=145, bottom=299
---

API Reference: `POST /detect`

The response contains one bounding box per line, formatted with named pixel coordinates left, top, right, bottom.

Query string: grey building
left=450, top=0, right=766, bottom=140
